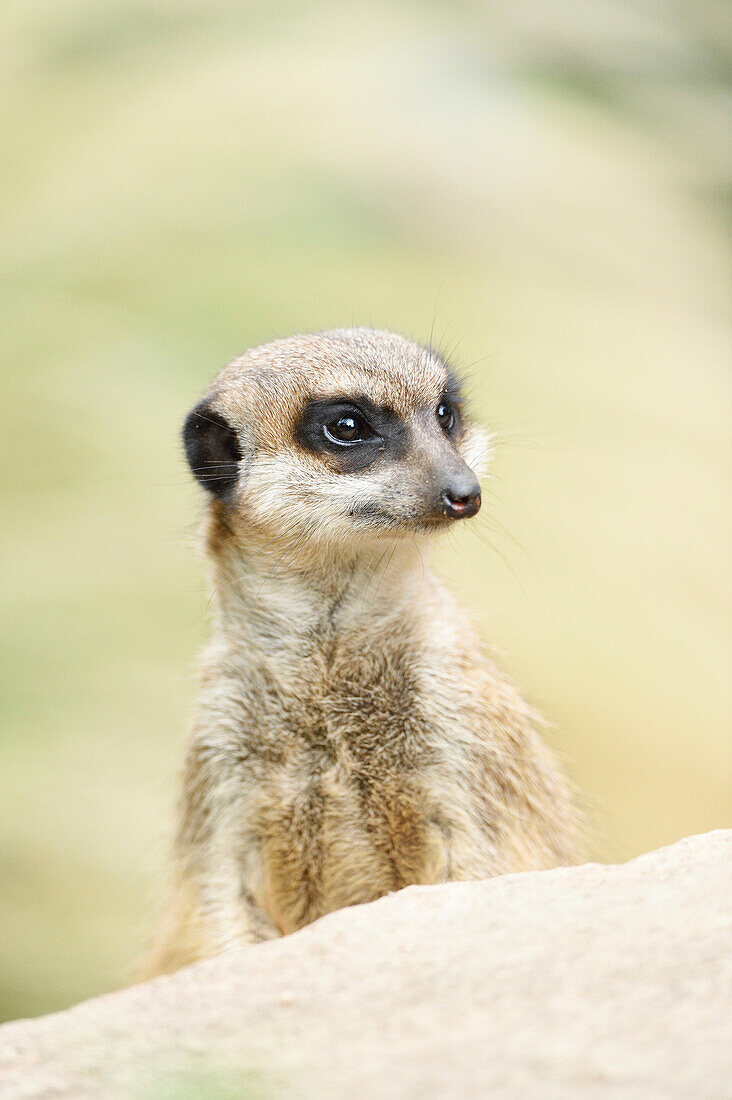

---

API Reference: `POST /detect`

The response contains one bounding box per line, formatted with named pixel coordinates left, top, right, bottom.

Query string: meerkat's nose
left=440, top=473, right=482, bottom=519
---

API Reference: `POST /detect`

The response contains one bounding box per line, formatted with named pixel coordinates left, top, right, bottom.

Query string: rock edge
left=1, top=831, right=730, bottom=1099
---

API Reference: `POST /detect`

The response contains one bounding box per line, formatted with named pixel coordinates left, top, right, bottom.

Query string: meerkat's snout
left=405, top=411, right=482, bottom=524
left=291, top=394, right=483, bottom=535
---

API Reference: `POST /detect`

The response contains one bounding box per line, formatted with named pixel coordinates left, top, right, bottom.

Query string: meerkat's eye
left=324, top=412, right=373, bottom=445
left=437, top=401, right=455, bottom=433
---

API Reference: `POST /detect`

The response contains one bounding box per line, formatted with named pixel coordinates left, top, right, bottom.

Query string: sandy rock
left=1, top=831, right=730, bottom=1099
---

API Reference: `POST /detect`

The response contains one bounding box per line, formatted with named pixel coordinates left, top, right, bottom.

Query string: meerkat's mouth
left=346, top=504, right=409, bottom=531
left=347, top=501, right=479, bottom=534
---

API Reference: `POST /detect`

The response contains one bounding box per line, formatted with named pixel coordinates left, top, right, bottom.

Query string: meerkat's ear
left=182, top=400, right=243, bottom=498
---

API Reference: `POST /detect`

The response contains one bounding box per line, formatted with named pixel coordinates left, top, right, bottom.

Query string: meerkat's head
left=183, top=328, right=489, bottom=560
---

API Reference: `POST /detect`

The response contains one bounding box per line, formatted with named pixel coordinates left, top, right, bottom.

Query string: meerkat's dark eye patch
left=183, top=401, right=242, bottom=497
left=294, top=396, right=407, bottom=473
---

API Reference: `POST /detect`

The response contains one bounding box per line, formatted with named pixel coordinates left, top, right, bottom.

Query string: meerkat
left=145, top=328, right=579, bottom=976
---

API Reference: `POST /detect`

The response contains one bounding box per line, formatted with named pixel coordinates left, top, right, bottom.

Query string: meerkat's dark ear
left=182, top=400, right=242, bottom=498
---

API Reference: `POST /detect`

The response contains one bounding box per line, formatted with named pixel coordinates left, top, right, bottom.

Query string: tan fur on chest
left=213, top=625, right=474, bottom=935
left=255, top=762, right=448, bottom=934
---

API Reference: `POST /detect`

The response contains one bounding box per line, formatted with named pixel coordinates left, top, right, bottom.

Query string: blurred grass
left=1, top=0, right=730, bottom=1022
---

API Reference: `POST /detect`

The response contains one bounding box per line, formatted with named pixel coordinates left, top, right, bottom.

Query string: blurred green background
left=1, top=1, right=730, bottom=1022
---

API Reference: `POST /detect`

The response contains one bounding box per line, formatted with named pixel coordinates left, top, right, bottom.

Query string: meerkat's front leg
left=175, top=741, right=278, bottom=955
left=190, top=842, right=263, bottom=955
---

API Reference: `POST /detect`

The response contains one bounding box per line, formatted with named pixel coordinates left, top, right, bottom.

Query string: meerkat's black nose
left=440, top=475, right=482, bottom=519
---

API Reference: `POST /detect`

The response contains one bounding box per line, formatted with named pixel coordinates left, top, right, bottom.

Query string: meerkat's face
left=183, top=329, right=489, bottom=557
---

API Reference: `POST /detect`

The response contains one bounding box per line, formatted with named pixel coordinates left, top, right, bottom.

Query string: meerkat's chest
left=246, top=648, right=487, bottom=932
left=255, top=752, right=451, bottom=934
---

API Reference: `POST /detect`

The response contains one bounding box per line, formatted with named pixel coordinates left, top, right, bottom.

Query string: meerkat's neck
left=209, top=531, right=431, bottom=658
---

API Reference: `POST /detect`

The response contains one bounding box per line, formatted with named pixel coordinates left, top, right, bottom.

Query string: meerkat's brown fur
left=144, top=329, right=579, bottom=976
